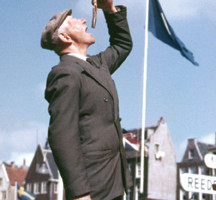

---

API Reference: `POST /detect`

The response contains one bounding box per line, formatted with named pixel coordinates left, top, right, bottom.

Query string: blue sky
left=0, top=0, right=216, bottom=165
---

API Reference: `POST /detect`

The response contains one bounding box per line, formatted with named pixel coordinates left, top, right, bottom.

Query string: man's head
left=41, top=9, right=95, bottom=55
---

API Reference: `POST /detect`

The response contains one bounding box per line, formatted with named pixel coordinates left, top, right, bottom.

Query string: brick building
left=177, top=137, right=216, bottom=200
left=25, top=144, right=61, bottom=200
left=0, top=161, right=28, bottom=200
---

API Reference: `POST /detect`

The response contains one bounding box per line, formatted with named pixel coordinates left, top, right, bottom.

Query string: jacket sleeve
left=45, top=68, right=91, bottom=198
left=98, top=6, right=133, bottom=74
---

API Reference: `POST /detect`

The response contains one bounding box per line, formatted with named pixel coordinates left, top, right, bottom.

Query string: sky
left=0, top=0, right=216, bottom=166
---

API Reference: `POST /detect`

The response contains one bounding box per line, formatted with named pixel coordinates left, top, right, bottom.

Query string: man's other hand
left=73, top=195, right=92, bottom=200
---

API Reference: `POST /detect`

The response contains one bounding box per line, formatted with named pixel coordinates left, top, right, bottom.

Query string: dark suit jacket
left=45, top=6, right=133, bottom=200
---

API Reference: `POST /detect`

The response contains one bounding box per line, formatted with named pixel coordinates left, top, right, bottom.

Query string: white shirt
left=67, top=53, right=88, bottom=61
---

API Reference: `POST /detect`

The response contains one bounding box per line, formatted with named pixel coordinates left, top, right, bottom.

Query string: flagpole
left=140, top=0, right=150, bottom=194
left=57, top=171, right=64, bottom=200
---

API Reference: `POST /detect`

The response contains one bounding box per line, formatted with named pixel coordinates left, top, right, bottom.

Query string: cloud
left=10, top=152, right=34, bottom=167
left=199, top=132, right=215, bottom=144
left=0, top=120, right=48, bottom=166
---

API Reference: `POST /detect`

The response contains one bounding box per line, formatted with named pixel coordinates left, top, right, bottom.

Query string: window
left=34, top=183, right=40, bottom=194
left=54, top=182, right=58, bottom=193
left=26, top=183, right=32, bottom=193
left=154, top=144, right=165, bottom=160
left=2, top=191, right=6, bottom=200
left=128, top=163, right=131, bottom=172
left=126, top=189, right=131, bottom=200
left=180, top=167, right=187, bottom=174
left=190, top=193, right=198, bottom=200
left=202, top=193, right=206, bottom=199
left=189, top=166, right=197, bottom=174
left=136, top=163, right=141, bottom=178
left=41, top=182, right=47, bottom=194
left=180, top=189, right=187, bottom=200
left=155, top=144, right=159, bottom=152
left=199, top=165, right=206, bottom=175
left=188, top=149, right=195, bottom=159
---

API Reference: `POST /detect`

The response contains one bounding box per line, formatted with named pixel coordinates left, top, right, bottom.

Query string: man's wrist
left=103, top=5, right=119, bottom=13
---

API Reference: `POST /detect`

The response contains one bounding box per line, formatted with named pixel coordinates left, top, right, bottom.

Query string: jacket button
left=104, top=97, right=108, bottom=102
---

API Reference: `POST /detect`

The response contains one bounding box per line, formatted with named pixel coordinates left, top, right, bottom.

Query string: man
left=41, top=0, right=133, bottom=199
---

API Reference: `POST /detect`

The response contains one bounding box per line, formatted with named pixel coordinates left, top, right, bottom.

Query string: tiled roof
left=6, top=167, right=28, bottom=186
left=197, top=141, right=216, bottom=157
left=46, top=152, right=58, bottom=179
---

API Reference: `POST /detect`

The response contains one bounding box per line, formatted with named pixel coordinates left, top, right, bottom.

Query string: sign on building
left=180, top=173, right=216, bottom=194
left=204, top=153, right=216, bottom=169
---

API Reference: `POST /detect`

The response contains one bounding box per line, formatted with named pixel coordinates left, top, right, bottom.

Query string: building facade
left=177, top=138, right=216, bottom=200
left=124, top=117, right=177, bottom=200
left=0, top=161, right=27, bottom=200
left=25, top=144, right=61, bottom=200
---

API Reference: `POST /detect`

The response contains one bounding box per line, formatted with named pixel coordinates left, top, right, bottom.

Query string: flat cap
left=41, top=9, right=72, bottom=50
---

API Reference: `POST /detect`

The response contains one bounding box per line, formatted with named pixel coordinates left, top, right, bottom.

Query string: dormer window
left=188, top=149, right=195, bottom=159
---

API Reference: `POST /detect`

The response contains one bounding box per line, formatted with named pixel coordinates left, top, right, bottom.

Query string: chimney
left=10, top=161, right=15, bottom=168
left=158, top=116, right=165, bottom=125
left=23, top=159, right=26, bottom=167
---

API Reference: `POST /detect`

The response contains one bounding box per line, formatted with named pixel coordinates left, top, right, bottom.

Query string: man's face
left=61, top=16, right=95, bottom=45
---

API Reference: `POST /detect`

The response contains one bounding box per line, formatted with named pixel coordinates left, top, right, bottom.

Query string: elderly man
left=41, top=0, right=133, bottom=199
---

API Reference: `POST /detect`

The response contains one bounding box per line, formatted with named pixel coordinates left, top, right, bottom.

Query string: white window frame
left=135, top=163, right=141, bottom=178
left=41, top=181, right=47, bottom=194
left=189, top=166, right=197, bottom=174
left=2, top=191, right=7, bottom=200
left=54, top=182, right=58, bottom=194
left=180, top=189, right=187, bottom=200
left=34, top=182, right=40, bottom=194
left=26, top=183, right=32, bottom=193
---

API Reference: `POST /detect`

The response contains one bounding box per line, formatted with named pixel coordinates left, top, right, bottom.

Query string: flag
left=123, top=133, right=140, bottom=151
left=17, top=184, right=36, bottom=200
left=148, top=0, right=199, bottom=66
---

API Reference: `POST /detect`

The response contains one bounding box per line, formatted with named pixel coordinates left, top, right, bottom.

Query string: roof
left=125, top=149, right=141, bottom=159
left=180, top=138, right=216, bottom=163
left=5, top=167, right=28, bottom=186
left=46, top=151, right=58, bottom=179
left=197, top=141, right=215, bottom=157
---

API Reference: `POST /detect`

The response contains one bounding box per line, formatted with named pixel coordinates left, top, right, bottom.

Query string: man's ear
left=58, top=33, right=73, bottom=44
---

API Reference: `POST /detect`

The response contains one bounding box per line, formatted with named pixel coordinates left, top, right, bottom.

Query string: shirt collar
left=67, top=53, right=88, bottom=61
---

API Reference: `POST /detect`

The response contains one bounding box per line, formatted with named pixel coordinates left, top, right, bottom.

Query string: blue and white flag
left=17, top=184, right=36, bottom=200
left=149, top=0, right=199, bottom=66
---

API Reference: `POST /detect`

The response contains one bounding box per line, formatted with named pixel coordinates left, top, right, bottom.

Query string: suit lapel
left=61, top=55, right=114, bottom=99
left=81, top=61, right=114, bottom=100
